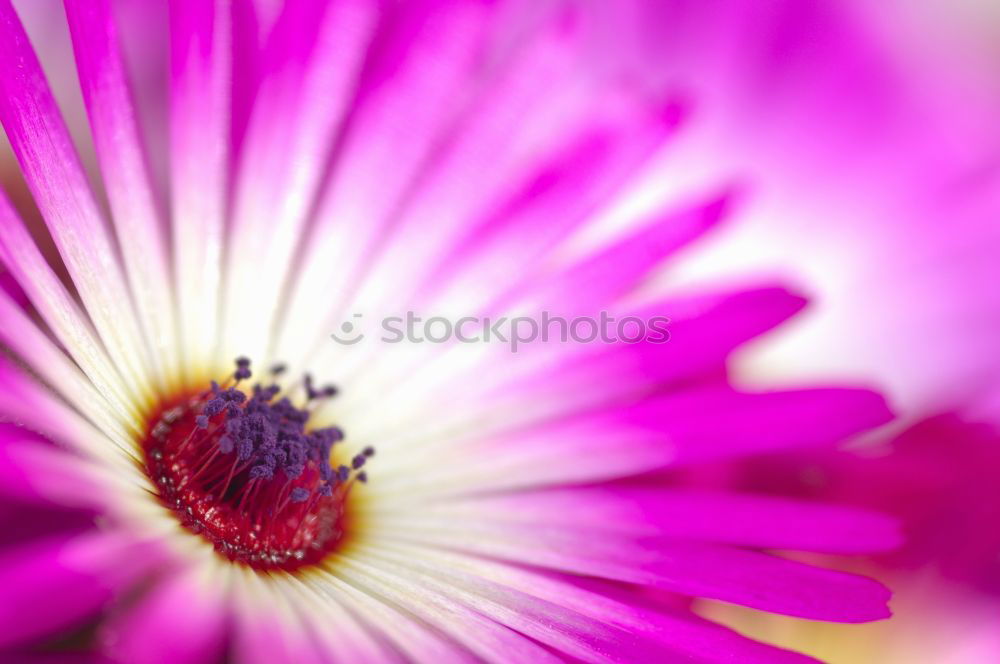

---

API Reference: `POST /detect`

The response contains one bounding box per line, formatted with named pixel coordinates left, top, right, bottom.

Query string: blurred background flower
left=697, top=413, right=1000, bottom=663
left=556, top=1, right=1000, bottom=661
left=2, top=0, right=1000, bottom=663
left=562, top=0, right=1000, bottom=419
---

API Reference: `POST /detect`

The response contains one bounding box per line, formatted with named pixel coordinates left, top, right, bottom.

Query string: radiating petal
left=366, top=386, right=890, bottom=496
left=276, top=574, right=408, bottom=663
left=229, top=567, right=358, bottom=664
left=0, top=287, right=136, bottom=445
left=64, top=0, right=180, bottom=390
left=221, top=0, right=379, bottom=363
left=343, top=547, right=708, bottom=663
left=0, top=427, right=113, bottom=509
left=365, top=529, right=891, bottom=622
left=351, top=542, right=821, bottom=664
left=336, top=15, right=603, bottom=318
left=292, top=572, right=456, bottom=663
left=275, top=0, right=492, bottom=362
left=101, top=564, right=228, bottom=664
left=0, top=193, right=141, bottom=426
left=0, top=533, right=153, bottom=649
left=316, top=557, right=564, bottom=663
left=0, top=0, right=153, bottom=397
left=503, top=192, right=732, bottom=314
left=320, top=286, right=808, bottom=451
left=0, top=355, right=141, bottom=469
left=408, top=100, right=687, bottom=314
left=369, top=488, right=901, bottom=554
left=169, top=0, right=229, bottom=378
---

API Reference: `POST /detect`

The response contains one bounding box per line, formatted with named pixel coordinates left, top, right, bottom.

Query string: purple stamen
left=142, top=356, right=373, bottom=571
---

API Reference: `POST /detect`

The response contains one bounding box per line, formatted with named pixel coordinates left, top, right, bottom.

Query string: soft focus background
left=514, top=1, right=1000, bottom=661
left=3, top=1, right=1000, bottom=662
left=584, top=1, right=1000, bottom=662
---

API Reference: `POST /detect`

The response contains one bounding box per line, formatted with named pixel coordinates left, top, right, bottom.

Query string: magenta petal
left=441, top=488, right=901, bottom=554
left=0, top=494, right=96, bottom=551
left=0, top=428, right=104, bottom=509
left=0, top=358, right=92, bottom=451
left=169, top=0, right=230, bottom=372
left=513, top=191, right=732, bottom=314
left=639, top=543, right=894, bottom=622
left=464, top=386, right=891, bottom=489
left=419, top=532, right=891, bottom=622
left=411, top=99, right=688, bottom=310
left=64, top=0, right=178, bottom=383
left=278, top=0, right=492, bottom=336
left=231, top=599, right=330, bottom=664
left=347, top=552, right=696, bottom=663
left=519, top=569, right=823, bottom=664
left=0, top=2, right=150, bottom=392
left=626, top=386, right=894, bottom=463
left=0, top=535, right=144, bottom=648
left=494, top=287, right=809, bottom=406
left=223, top=0, right=379, bottom=362
left=101, top=571, right=227, bottom=664
left=0, top=196, right=137, bottom=420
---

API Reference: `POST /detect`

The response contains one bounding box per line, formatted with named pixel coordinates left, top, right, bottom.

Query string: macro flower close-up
left=0, top=1, right=998, bottom=663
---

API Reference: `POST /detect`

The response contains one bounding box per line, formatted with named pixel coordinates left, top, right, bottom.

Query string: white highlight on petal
left=169, top=0, right=230, bottom=380
left=0, top=1, right=155, bottom=398
left=65, top=0, right=181, bottom=391
left=314, top=555, right=564, bottom=663
left=0, top=194, right=143, bottom=424
left=221, top=0, right=379, bottom=365
left=0, top=288, right=138, bottom=445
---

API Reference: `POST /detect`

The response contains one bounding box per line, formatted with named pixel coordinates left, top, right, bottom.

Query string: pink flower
left=700, top=411, right=1000, bottom=662
left=747, top=414, right=1000, bottom=592
left=0, top=1, right=899, bottom=662
left=584, top=0, right=1000, bottom=419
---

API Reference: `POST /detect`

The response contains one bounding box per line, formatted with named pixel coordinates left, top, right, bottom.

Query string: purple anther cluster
left=201, top=358, right=359, bottom=500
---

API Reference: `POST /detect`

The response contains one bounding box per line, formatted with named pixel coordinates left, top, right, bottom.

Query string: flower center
left=142, top=358, right=371, bottom=571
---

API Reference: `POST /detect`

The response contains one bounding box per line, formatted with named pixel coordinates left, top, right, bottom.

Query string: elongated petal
left=366, top=529, right=891, bottom=622
left=371, top=488, right=901, bottom=554
left=0, top=193, right=141, bottom=427
left=101, top=565, right=228, bottom=664
left=356, top=542, right=821, bottom=664
left=0, top=1, right=153, bottom=398
left=489, top=387, right=890, bottom=483
left=340, top=28, right=674, bottom=324
left=0, top=534, right=152, bottom=649
left=316, top=558, right=565, bottom=664
left=483, top=289, right=809, bottom=413
left=229, top=568, right=378, bottom=664
left=412, top=101, right=687, bottom=314
left=0, top=429, right=111, bottom=509
left=0, top=356, right=141, bottom=469
left=292, top=573, right=460, bottom=663
left=169, top=0, right=229, bottom=378
left=0, top=287, right=136, bottom=445
left=222, top=0, right=379, bottom=363
left=320, top=286, right=808, bottom=451
left=344, top=548, right=706, bottom=663
left=510, top=192, right=732, bottom=313
left=286, top=575, right=416, bottom=662
left=367, top=385, right=889, bottom=496
left=275, top=0, right=492, bottom=361
left=64, top=0, right=179, bottom=390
